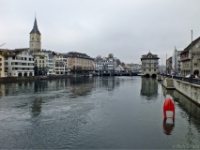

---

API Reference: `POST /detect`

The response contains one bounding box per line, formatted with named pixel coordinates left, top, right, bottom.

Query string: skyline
left=1, top=0, right=200, bottom=63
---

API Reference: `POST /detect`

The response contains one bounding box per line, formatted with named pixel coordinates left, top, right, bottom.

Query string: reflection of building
left=69, top=78, right=94, bottom=96
left=140, top=78, right=158, bottom=99
left=31, top=97, right=42, bottom=117
left=141, top=52, right=160, bottom=77
left=94, top=77, right=120, bottom=91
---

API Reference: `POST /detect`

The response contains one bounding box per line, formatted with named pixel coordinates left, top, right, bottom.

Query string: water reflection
left=31, top=97, right=43, bottom=117
left=162, top=87, right=200, bottom=141
left=68, top=77, right=94, bottom=97
left=163, top=118, right=175, bottom=135
left=93, top=77, right=120, bottom=91
left=140, top=77, right=158, bottom=100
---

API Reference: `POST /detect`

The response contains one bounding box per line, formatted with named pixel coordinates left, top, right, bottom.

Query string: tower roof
left=30, top=18, right=41, bottom=35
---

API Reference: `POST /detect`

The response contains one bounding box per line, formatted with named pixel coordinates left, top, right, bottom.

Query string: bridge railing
left=157, top=73, right=200, bottom=85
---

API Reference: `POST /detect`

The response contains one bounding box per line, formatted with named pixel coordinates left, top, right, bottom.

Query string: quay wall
left=173, top=79, right=200, bottom=106
left=161, top=76, right=200, bottom=106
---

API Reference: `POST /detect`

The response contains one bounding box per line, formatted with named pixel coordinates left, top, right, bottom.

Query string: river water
left=0, top=76, right=200, bottom=149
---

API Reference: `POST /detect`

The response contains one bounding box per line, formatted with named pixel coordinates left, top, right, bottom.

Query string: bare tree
left=121, top=62, right=125, bottom=67
left=116, top=59, right=121, bottom=65
left=95, top=55, right=102, bottom=60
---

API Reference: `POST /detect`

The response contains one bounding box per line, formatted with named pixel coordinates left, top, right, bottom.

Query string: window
left=0, top=58, right=2, bottom=61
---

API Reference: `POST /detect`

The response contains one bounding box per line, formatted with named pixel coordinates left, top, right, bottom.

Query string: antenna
left=0, top=43, right=6, bottom=47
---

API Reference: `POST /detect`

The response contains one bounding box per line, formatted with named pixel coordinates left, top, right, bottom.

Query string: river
left=0, top=76, right=200, bottom=149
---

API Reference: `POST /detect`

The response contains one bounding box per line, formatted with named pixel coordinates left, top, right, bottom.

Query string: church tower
left=29, top=17, right=41, bottom=51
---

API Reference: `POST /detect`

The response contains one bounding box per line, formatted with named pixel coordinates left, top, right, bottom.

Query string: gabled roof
left=30, top=18, right=41, bottom=35
left=181, top=36, right=200, bottom=54
left=141, top=52, right=159, bottom=60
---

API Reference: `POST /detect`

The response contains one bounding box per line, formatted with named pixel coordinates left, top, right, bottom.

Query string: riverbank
left=0, top=75, right=74, bottom=83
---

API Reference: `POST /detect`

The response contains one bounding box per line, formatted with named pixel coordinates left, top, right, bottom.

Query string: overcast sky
left=1, top=0, right=200, bottom=63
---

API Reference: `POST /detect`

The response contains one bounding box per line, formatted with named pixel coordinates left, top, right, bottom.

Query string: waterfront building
left=166, top=57, right=172, bottom=74
left=66, top=52, right=94, bottom=74
left=53, top=53, right=68, bottom=75
left=125, top=63, right=141, bottom=73
left=124, top=64, right=132, bottom=72
left=172, top=47, right=182, bottom=74
left=115, top=64, right=124, bottom=73
left=180, top=36, right=200, bottom=76
left=1, top=48, right=34, bottom=77
left=0, top=53, right=6, bottom=77
left=32, top=50, right=47, bottom=76
left=94, top=57, right=117, bottom=74
left=45, top=51, right=54, bottom=75
left=141, top=52, right=160, bottom=77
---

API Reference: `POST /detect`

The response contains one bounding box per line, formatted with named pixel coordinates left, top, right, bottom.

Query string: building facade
left=0, top=53, right=6, bottom=77
left=172, top=48, right=182, bottom=74
left=141, top=52, right=160, bottom=77
left=166, top=57, right=172, bottom=74
left=180, top=36, right=200, bottom=76
left=94, top=57, right=117, bottom=74
left=54, top=53, right=68, bottom=75
left=67, top=52, right=94, bottom=74
left=2, top=49, right=34, bottom=77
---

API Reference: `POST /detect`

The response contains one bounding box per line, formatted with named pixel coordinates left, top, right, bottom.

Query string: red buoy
left=163, top=98, right=175, bottom=119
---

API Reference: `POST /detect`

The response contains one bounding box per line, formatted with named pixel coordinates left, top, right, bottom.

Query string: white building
left=3, top=49, right=34, bottom=77
left=54, top=53, right=68, bottom=75
left=94, top=57, right=117, bottom=74
left=45, top=51, right=54, bottom=75
left=172, top=47, right=182, bottom=74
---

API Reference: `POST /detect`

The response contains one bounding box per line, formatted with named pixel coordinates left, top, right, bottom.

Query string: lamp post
left=190, top=30, right=193, bottom=75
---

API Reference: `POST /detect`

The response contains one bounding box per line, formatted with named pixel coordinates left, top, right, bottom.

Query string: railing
left=158, top=73, right=200, bottom=85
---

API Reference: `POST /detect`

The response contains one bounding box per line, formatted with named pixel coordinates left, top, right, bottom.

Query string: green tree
left=108, top=53, right=114, bottom=58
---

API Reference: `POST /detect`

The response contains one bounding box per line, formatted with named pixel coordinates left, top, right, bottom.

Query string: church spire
left=30, top=17, right=41, bottom=35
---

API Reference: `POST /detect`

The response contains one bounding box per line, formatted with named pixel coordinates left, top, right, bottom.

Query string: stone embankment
left=158, top=75, right=200, bottom=106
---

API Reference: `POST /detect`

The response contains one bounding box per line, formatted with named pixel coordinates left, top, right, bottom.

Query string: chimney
left=191, top=30, right=193, bottom=42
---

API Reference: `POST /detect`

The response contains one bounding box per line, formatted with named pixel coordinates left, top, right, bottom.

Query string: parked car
left=185, top=74, right=195, bottom=78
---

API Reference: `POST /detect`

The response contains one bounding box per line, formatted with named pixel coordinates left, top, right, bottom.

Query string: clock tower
left=30, top=17, right=41, bottom=51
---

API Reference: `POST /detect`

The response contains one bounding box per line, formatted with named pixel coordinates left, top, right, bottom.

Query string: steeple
left=30, top=17, right=41, bottom=35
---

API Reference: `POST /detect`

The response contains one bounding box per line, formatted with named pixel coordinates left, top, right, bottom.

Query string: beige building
left=54, top=53, right=68, bottom=75
left=66, top=52, right=94, bottom=74
left=0, top=53, right=6, bottom=77
left=141, top=52, right=160, bottom=77
left=180, top=36, right=200, bottom=76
